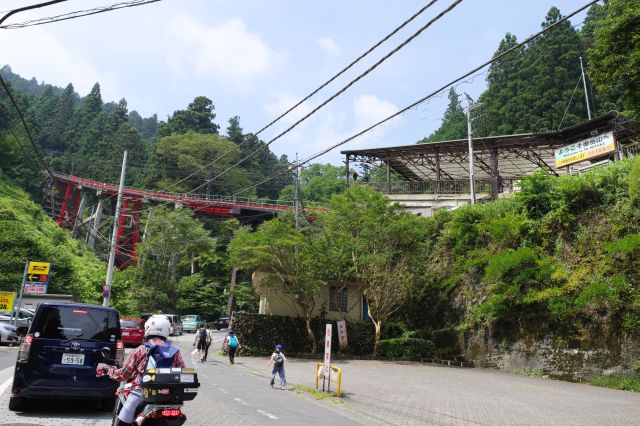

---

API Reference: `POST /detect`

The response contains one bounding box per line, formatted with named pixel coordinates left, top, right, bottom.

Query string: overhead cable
left=225, top=0, right=600, bottom=198
left=153, top=0, right=442, bottom=194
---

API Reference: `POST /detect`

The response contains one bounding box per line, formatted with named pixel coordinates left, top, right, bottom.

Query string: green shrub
left=377, top=338, right=436, bottom=359
left=232, top=312, right=375, bottom=356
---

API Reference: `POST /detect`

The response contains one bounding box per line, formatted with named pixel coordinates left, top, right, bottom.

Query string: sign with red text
left=337, top=320, right=348, bottom=349
left=554, top=131, right=616, bottom=167
left=323, top=323, right=332, bottom=377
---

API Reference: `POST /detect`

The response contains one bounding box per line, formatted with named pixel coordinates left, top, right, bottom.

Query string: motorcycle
left=97, top=349, right=199, bottom=426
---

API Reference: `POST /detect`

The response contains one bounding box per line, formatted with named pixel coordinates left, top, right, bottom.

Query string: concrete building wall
left=255, top=275, right=363, bottom=322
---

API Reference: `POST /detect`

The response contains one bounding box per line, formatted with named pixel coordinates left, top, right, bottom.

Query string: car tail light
left=161, top=408, right=182, bottom=417
left=116, top=340, right=124, bottom=366
left=17, top=334, right=33, bottom=363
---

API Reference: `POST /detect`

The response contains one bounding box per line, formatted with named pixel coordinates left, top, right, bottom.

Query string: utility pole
left=579, top=56, right=592, bottom=121
left=103, top=150, right=128, bottom=307
left=464, top=94, right=477, bottom=204
left=294, top=153, right=300, bottom=230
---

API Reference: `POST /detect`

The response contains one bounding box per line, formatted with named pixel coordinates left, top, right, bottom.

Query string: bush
left=232, top=312, right=376, bottom=356
left=377, top=338, right=436, bottom=359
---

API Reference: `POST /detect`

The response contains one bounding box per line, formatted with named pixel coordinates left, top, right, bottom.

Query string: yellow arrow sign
left=28, top=261, right=50, bottom=275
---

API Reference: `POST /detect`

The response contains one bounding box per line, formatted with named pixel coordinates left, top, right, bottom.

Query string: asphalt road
left=0, top=331, right=363, bottom=425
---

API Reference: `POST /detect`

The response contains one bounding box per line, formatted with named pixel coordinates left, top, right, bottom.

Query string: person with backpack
left=202, top=324, right=213, bottom=362
left=267, top=344, right=287, bottom=390
left=223, top=330, right=240, bottom=364
left=100, top=314, right=185, bottom=426
left=193, top=323, right=208, bottom=362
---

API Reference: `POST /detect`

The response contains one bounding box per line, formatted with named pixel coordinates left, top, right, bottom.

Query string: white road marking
left=211, top=337, right=225, bottom=343
left=257, top=409, right=278, bottom=420
left=218, top=387, right=229, bottom=394
left=0, top=376, right=12, bottom=397
left=233, top=397, right=250, bottom=406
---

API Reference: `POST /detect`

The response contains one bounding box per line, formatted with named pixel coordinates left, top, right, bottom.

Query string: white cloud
left=1, top=25, right=117, bottom=98
left=168, top=14, right=274, bottom=85
left=262, top=92, right=313, bottom=125
left=353, top=94, right=399, bottom=127
left=315, top=37, right=341, bottom=56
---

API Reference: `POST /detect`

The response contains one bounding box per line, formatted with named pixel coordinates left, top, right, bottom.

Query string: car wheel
left=8, top=396, right=24, bottom=411
left=216, top=326, right=221, bottom=330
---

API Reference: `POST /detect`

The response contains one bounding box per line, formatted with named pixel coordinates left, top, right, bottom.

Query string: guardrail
left=361, top=178, right=520, bottom=196
left=315, top=362, right=342, bottom=397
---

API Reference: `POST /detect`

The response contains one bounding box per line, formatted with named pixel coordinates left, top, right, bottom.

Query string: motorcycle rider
left=100, top=314, right=185, bottom=426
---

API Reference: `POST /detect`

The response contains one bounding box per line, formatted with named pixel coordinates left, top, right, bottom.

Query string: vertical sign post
left=323, top=323, right=332, bottom=392
left=13, top=261, right=51, bottom=324
left=337, top=320, right=348, bottom=350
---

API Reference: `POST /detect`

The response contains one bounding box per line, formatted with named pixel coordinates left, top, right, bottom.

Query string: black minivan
left=9, top=303, right=124, bottom=411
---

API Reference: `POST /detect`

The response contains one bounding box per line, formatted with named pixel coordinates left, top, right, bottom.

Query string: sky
left=1, top=0, right=592, bottom=166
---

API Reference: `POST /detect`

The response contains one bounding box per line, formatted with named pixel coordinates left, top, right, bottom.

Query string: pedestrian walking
left=223, top=330, right=240, bottom=364
left=267, top=344, right=286, bottom=390
left=202, top=324, right=212, bottom=362
left=192, top=323, right=208, bottom=362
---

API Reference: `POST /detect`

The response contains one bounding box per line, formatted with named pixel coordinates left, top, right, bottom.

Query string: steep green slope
left=0, top=170, right=106, bottom=303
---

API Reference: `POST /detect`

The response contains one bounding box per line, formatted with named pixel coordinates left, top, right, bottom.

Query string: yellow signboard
left=28, top=261, right=51, bottom=275
left=0, top=291, right=16, bottom=312
left=554, top=131, right=616, bottom=168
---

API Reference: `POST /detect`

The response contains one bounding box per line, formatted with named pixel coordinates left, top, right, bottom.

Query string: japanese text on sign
left=554, top=131, right=616, bottom=168
left=337, top=320, right=348, bottom=349
left=0, top=291, right=16, bottom=312
left=323, top=323, right=332, bottom=377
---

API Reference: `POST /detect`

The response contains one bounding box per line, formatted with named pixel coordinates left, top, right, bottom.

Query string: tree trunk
left=305, top=315, right=317, bottom=354
left=372, top=316, right=382, bottom=354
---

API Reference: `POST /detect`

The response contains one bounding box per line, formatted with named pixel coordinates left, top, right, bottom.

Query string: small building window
left=329, top=286, right=347, bottom=313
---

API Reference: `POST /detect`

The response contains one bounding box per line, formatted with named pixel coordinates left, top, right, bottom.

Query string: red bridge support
left=57, top=181, right=82, bottom=230
left=115, top=198, right=142, bottom=269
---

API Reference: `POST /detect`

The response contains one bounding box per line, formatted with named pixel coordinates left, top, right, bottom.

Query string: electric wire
left=0, top=0, right=162, bottom=29
left=0, top=0, right=68, bottom=26
left=141, top=0, right=467, bottom=212
left=218, top=0, right=600, bottom=198
left=151, top=0, right=443, bottom=195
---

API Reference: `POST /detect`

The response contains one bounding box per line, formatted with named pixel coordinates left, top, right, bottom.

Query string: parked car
left=212, top=316, right=230, bottom=330
left=0, top=308, right=35, bottom=334
left=0, top=322, right=18, bottom=344
left=9, top=303, right=124, bottom=411
left=164, top=314, right=183, bottom=336
left=181, top=315, right=206, bottom=333
left=120, top=318, right=144, bottom=347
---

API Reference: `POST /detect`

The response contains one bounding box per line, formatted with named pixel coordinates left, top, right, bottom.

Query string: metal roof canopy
left=342, top=113, right=637, bottom=183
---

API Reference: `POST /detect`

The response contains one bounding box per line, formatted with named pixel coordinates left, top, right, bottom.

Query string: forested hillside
left=0, top=170, right=105, bottom=303
left=0, top=65, right=292, bottom=199
left=420, top=2, right=637, bottom=143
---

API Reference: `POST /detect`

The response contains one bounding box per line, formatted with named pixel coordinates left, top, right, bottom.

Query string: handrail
left=315, top=362, right=342, bottom=397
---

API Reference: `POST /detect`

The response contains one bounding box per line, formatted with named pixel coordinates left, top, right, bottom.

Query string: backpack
left=229, top=335, right=238, bottom=348
left=274, top=352, right=284, bottom=367
left=197, top=328, right=207, bottom=342
left=139, top=342, right=179, bottom=383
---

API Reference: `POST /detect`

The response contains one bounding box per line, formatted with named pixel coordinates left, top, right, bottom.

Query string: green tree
left=419, top=88, right=467, bottom=143
left=133, top=207, right=215, bottom=312
left=320, top=185, right=428, bottom=349
left=588, top=0, right=640, bottom=119
left=158, top=96, right=220, bottom=137
left=278, top=163, right=344, bottom=203
left=229, top=218, right=325, bottom=352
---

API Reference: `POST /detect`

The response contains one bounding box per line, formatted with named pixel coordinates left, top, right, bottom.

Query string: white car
left=0, top=322, right=18, bottom=344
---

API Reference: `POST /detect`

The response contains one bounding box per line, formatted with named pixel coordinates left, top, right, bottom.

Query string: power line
left=222, top=0, right=600, bottom=199
left=0, top=0, right=162, bottom=29
left=0, top=72, right=55, bottom=180
left=148, top=0, right=466, bottom=209
left=152, top=0, right=443, bottom=195
left=0, top=0, right=68, bottom=26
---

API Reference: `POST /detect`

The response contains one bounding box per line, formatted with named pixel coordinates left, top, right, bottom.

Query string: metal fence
left=362, top=178, right=519, bottom=196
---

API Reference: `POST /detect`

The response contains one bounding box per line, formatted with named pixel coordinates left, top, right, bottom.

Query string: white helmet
left=144, top=315, right=170, bottom=339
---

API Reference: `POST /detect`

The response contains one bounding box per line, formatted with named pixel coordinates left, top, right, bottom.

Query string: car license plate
left=123, top=331, right=130, bottom=336
left=61, top=353, right=85, bottom=365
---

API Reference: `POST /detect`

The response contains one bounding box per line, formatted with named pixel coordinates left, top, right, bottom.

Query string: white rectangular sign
left=337, top=320, right=348, bottom=349
left=24, top=283, right=48, bottom=295
left=554, top=131, right=616, bottom=168
left=323, top=323, right=332, bottom=376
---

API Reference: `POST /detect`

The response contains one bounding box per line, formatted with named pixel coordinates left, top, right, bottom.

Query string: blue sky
left=2, top=0, right=592, bottom=165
